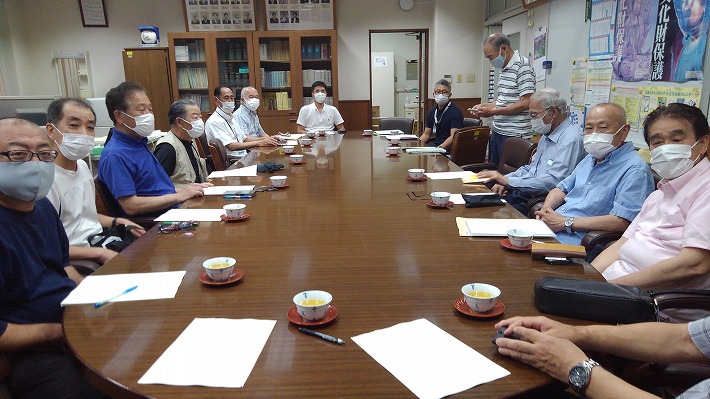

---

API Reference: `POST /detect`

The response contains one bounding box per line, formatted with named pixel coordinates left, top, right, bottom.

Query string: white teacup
left=223, top=203, right=246, bottom=218
left=306, top=131, right=317, bottom=138
left=293, top=290, right=332, bottom=321
left=462, top=283, right=500, bottom=313
left=362, top=129, right=373, bottom=136
left=408, top=168, right=425, bottom=179
left=430, top=191, right=451, bottom=206
left=283, top=145, right=295, bottom=154
left=290, top=154, right=304, bottom=164
left=507, top=228, right=534, bottom=248
left=300, top=138, right=313, bottom=146
left=387, top=146, right=401, bottom=156
left=270, top=175, right=288, bottom=187
left=203, top=257, right=236, bottom=282
left=389, top=137, right=401, bottom=145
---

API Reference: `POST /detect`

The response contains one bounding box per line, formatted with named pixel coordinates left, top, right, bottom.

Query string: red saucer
left=221, top=213, right=250, bottom=222
left=288, top=305, right=338, bottom=327
left=454, top=297, right=505, bottom=318
left=427, top=200, right=454, bottom=208
left=199, top=269, right=244, bottom=286
left=388, top=142, right=401, bottom=146
left=300, top=143, right=313, bottom=147
left=500, top=238, right=531, bottom=251
left=290, top=159, right=305, bottom=164
left=406, top=176, right=427, bottom=182
left=271, top=183, right=289, bottom=189
left=387, top=153, right=400, bottom=157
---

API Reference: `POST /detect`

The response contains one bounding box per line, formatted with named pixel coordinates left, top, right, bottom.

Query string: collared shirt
left=553, top=142, right=655, bottom=245
left=205, top=107, right=246, bottom=158
left=97, top=128, right=177, bottom=217
left=602, top=158, right=710, bottom=289
left=493, top=50, right=535, bottom=137
left=234, top=104, right=266, bottom=139
left=678, top=317, right=710, bottom=399
left=506, top=117, right=585, bottom=192
left=296, top=102, right=344, bottom=131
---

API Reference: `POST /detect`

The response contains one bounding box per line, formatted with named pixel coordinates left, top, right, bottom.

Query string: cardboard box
left=372, top=105, right=380, bottom=118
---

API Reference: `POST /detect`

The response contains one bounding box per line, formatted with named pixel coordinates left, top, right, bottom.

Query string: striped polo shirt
left=493, top=50, right=535, bottom=137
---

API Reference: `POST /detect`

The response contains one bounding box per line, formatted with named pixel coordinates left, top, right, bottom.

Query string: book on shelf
left=302, top=69, right=332, bottom=87
left=177, top=66, right=208, bottom=89
left=260, top=40, right=290, bottom=61
left=174, top=46, right=189, bottom=62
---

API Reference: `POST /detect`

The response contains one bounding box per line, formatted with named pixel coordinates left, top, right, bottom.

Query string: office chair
left=207, top=138, right=230, bottom=171
left=379, top=117, right=415, bottom=135
left=448, top=126, right=490, bottom=167
left=194, top=134, right=215, bottom=173
left=461, top=136, right=537, bottom=175
left=462, top=117, right=482, bottom=128
left=94, top=177, right=158, bottom=229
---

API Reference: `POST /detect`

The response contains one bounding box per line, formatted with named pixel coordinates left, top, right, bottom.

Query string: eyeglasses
left=0, top=150, right=58, bottom=162
left=433, top=90, right=451, bottom=95
left=529, top=108, right=551, bottom=119
left=254, top=185, right=278, bottom=192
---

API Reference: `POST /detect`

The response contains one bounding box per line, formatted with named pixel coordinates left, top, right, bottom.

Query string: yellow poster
left=640, top=87, right=702, bottom=125
left=611, top=86, right=641, bottom=130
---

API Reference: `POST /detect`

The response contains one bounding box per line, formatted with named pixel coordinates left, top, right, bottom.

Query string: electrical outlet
left=457, top=74, right=463, bottom=83
left=466, top=73, right=475, bottom=83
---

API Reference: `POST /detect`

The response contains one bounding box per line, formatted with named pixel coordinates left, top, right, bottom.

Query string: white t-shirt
left=205, top=107, right=247, bottom=158
left=46, top=160, right=103, bottom=247
left=296, top=103, right=344, bottom=132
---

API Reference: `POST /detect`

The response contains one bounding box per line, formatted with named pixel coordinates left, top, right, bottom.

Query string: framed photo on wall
left=184, top=0, right=256, bottom=32
left=79, top=0, right=108, bottom=27
left=266, top=0, right=334, bottom=31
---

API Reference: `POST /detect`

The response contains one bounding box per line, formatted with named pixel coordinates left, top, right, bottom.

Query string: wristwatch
left=564, top=217, right=575, bottom=234
left=569, top=358, right=600, bottom=394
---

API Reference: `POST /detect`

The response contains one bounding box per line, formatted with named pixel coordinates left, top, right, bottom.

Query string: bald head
left=591, top=103, right=626, bottom=127
left=0, top=118, right=49, bottom=143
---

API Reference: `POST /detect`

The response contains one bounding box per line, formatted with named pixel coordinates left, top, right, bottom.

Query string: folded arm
left=608, top=247, right=710, bottom=289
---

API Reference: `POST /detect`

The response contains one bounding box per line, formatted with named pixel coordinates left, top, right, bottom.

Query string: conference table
left=63, top=133, right=602, bottom=399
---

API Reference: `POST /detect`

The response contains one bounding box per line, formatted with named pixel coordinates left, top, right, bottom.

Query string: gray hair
left=168, top=98, right=199, bottom=125
left=434, top=79, right=451, bottom=90
left=240, top=86, right=256, bottom=100
left=530, top=88, right=568, bottom=115
left=483, top=33, right=510, bottom=51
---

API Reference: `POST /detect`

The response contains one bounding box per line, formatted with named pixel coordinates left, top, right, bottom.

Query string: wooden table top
left=63, top=133, right=601, bottom=399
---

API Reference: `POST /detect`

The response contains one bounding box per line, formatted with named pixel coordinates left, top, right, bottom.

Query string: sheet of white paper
left=403, top=147, right=446, bottom=154
left=461, top=217, right=556, bottom=237
left=154, top=209, right=226, bottom=222
left=139, top=318, right=276, bottom=388
left=208, top=165, right=258, bottom=179
left=424, top=171, right=475, bottom=180
left=352, top=319, right=509, bottom=399
left=384, top=134, right=418, bottom=140
left=374, top=130, right=404, bottom=135
left=283, top=133, right=305, bottom=140
left=279, top=140, right=299, bottom=146
left=203, top=185, right=255, bottom=196
left=61, top=271, right=186, bottom=306
left=450, top=194, right=466, bottom=205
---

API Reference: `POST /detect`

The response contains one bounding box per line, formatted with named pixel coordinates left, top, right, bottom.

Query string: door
left=123, top=48, right=173, bottom=132
left=370, top=51, right=395, bottom=119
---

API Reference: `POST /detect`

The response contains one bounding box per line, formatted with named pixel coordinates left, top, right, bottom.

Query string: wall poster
left=612, top=0, right=658, bottom=81
left=184, top=0, right=256, bottom=32
left=266, top=0, right=334, bottom=31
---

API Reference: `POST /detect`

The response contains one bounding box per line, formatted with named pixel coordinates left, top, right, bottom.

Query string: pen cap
left=293, top=290, right=332, bottom=321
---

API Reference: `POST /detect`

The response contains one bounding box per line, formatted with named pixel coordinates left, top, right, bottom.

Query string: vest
left=156, top=132, right=208, bottom=188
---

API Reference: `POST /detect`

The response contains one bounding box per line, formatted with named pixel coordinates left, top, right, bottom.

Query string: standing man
left=478, top=88, right=585, bottom=214
left=98, top=81, right=204, bottom=217
left=46, top=98, right=144, bottom=269
left=534, top=103, right=654, bottom=250
left=0, top=118, right=106, bottom=399
left=296, top=80, right=345, bottom=133
left=419, top=79, right=464, bottom=151
left=154, top=99, right=213, bottom=189
left=205, top=85, right=276, bottom=161
left=472, top=33, right=535, bottom=165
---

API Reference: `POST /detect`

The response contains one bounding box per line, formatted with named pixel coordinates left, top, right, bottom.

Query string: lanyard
left=434, top=102, right=450, bottom=126
left=217, top=110, right=237, bottom=136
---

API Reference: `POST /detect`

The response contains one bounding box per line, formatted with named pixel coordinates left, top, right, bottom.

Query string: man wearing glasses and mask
left=419, top=79, right=464, bottom=151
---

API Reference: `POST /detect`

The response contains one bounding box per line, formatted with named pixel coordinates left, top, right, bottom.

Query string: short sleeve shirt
left=296, top=103, right=344, bottom=131
left=234, top=105, right=266, bottom=138
left=677, top=317, right=710, bottom=398
left=205, top=107, right=247, bottom=158
left=493, top=50, right=535, bottom=137
left=424, top=101, right=464, bottom=147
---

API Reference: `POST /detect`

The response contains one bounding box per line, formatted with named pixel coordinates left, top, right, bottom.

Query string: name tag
left=547, top=159, right=554, bottom=166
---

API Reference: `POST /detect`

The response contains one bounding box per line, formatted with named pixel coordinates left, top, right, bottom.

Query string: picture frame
left=79, top=0, right=108, bottom=27
left=183, top=0, right=256, bottom=32
left=265, top=0, right=335, bottom=31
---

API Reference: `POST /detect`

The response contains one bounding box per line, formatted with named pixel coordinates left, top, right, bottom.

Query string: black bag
left=257, top=162, right=285, bottom=173
left=534, top=277, right=710, bottom=324
left=88, top=221, right=138, bottom=253
left=463, top=193, right=505, bottom=208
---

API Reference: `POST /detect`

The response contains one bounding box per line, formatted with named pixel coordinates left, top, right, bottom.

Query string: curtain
left=53, top=53, right=82, bottom=97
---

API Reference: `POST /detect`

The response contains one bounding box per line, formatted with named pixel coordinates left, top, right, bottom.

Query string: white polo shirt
left=296, top=103, right=344, bottom=131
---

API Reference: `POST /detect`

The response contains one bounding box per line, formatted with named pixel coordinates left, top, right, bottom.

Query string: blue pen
left=224, top=194, right=253, bottom=199
left=94, top=285, right=138, bottom=308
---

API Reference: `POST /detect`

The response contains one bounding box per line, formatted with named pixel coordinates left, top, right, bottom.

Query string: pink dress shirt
left=602, top=158, right=710, bottom=289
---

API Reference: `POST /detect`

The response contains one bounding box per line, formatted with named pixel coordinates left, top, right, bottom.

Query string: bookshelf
left=169, top=33, right=212, bottom=113
left=299, top=31, right=338, bottom=108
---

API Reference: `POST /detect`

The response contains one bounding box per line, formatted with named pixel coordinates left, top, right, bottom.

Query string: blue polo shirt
left=425, top=101, right=464, bottom=147
left=554, top=142, right=655, bottom=245
left=0, top=198, right=76, bottom=336
left=98, top=128, right=177, bottom=216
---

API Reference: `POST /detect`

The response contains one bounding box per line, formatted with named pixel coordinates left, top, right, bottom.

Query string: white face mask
left=219, top=100, right=235, bottom=114
left=180, top=118, right=205, bottom=139
left=52, top=124, right=95, bottom=161
left=122, top=112, right=155, bottom=138
left=650, top=141, right=701, bottom=180
left=244, top=98, right=260, bottom=112
left=530, top=109, right=551, bottom=135
left=314, top=92, right=327, bottom=104
left=583, top=125, right=624, bottom=159
left=434, top=94, right=449, bottom=106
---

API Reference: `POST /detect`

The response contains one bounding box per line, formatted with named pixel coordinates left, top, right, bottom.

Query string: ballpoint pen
left=94, top=285, right=138, bottom=308
left=298, top=327, right=345, bottom=345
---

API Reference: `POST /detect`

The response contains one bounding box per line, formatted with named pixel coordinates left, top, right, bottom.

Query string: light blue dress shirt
left=234, top=104, right=266, bottom=138
left=553, top=142, right=654, bottom=245
left=678, top=317, right=710, bottom=399
left=506, top=117, right=585, bottom=193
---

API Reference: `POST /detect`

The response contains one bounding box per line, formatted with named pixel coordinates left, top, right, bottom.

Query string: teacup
left=203, top=257, right=236, bottom=282
left=430, top=191, right=451, bottom=206
left=408, top=168, right=425, bottom=179
left=270, top=175, right=288, bottom=187
left=290, top=154, right=304, bottom=164
left=387, top=146, right=401, bottom=156
left=283, top=145, right=295, bottom=154
left=362, top=129, right=373, bottom=136
left=389, top=137, right=401, bottom=145
left=507, top=228, right=534, bottom=248
left=306, top=131, right=317, bottom=138
left=300, top=138, right=313, bottom=146
left=293, top=290, right=333, bottom=321
left=223, top=203, right=246, bottom=218
left=462, top=283, right=500, bottom=313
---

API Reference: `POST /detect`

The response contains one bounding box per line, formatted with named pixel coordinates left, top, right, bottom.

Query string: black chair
left=379, top=117, right=415, bottom=135
left=448, top=126, right=490, bottom=167
left=462, top=117, right=482, bottom=128
left=461, top=136, right=537, bottom=175
left=94, top=177, right=158, bottom=229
